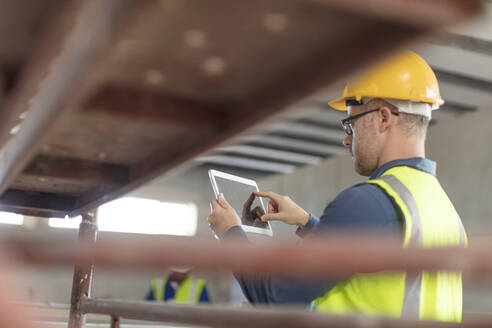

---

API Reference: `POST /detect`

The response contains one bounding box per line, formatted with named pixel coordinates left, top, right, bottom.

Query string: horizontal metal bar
left=439, top=80, right=492, bottom=108
left=417, top=43, right=492, bottom=85
left=435, top=69, right=492, bottom=93
left=440, top=101, right=477, bottom=115
left=4, top=234, right=492, bottom=280
left=309, top=0, right=483, bottom=28
left=434, top=32, right=492, bottom=57
left=300, top=105, right=346, bottom=124
left=241, top=135, right=346, bottom=156
left=216, top=145, right=322, bottom=165
left=196, top=155, right=296, bottom=173
left=266, top=122, right=345, bottom=143
left=79, top=297, right=491, bottom=328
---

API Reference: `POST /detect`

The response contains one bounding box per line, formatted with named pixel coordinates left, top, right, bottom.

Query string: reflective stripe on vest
left=312, top=166, right=467, bottom=322
left=151, top=275, right=206, bottom=304
left=378, top=174, right=422, bottom=318
left=151, top=277, right=167, bottom=302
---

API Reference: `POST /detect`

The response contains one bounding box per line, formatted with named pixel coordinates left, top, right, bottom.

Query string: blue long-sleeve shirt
left=223, top=157, right=436, bottom=306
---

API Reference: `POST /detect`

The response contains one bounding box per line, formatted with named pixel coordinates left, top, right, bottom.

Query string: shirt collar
left=369, top=157, right=436, bottom=180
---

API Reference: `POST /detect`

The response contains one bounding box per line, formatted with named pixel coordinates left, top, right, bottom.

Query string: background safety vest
left=151, top=275, right=207, bottom=304
left=312, top=166, right=467, bottom=322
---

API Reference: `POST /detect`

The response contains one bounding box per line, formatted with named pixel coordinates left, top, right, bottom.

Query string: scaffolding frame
left=4, top=232, right=492, bottom=327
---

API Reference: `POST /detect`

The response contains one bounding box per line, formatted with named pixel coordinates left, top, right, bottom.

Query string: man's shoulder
left=335, top=182, right=388, bottom=204
left=318, top=182, right=401, bottom=230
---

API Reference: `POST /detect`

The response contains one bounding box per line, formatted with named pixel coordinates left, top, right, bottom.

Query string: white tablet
left=208, top=169, right=273, bottom=236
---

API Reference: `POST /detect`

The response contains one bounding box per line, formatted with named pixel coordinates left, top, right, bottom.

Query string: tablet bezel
left=208, top=169, right=273, bottom=236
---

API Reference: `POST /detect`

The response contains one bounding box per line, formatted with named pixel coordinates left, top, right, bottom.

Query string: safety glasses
left=341, top=108, right=399, bottom=136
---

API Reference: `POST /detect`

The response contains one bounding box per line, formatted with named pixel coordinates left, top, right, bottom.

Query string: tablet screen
left=214, top=176, right=268, bottom=229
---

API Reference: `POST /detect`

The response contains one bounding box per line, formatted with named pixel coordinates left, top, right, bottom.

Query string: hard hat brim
left=329, top=97, right=348, bottom=111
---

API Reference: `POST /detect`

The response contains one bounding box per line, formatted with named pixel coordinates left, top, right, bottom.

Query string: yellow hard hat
left=329, top=51, right=444, bottom=111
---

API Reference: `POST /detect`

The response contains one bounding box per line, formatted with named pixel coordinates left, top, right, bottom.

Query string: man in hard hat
left=208, top=51, right=467, bottom=322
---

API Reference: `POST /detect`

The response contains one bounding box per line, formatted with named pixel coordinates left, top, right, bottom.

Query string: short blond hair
left=368, top=98, right=429, bottom=136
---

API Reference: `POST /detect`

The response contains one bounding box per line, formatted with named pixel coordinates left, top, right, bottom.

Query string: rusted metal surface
left=110, top=316, right=120, bottom=328
left=68, top=211, right=98, bottom=328
left=308, top=0, right=483, bottom=27
left=79, top=297, right=492, bottom=328
left=0, top=189, right=76, bottom=218
left=0, top=0, right=483, bottom=217
left=4, top=234, right=492, bottom=280
left=0, top=0, right=131, bottom=214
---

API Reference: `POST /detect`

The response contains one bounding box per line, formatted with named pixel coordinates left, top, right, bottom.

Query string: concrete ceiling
left=194, top=2, right=492, bottom=175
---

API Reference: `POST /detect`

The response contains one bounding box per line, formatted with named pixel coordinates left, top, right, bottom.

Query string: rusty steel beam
left=79, top=297, right=492, bottom=328
left=308, top=0, right=483, bottom=27
left=110, top=316, right=120, bottom=328
left=0, top=0, right=131, bottom=195
left=0, top=189, right=76, bottom=218
left=68, top=211, right=98, bottom=328
left=22, top=156, right=130, bottom=187
left=4, top=234, right=492, bottom=280
left=85, top=86, right=227, bottom=129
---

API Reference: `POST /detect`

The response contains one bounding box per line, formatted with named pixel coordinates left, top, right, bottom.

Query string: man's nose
left=343, top=134, right=352, bottom=148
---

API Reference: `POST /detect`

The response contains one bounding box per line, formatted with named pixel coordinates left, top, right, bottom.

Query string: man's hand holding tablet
left=208, top=170, right=273, bottom=237
left=208, top=193, right=241, bottom=238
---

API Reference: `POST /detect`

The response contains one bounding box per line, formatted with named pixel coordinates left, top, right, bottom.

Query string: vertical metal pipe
left=110, top=316, right=120, bottom=328
left=68, top=211, right=98, bottom=328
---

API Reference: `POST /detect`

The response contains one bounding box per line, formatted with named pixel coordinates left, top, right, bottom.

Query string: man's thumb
left=217, top=193, right=231, bottom=208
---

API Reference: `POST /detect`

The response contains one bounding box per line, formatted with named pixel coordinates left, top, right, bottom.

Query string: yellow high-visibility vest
left=312, top=166, right=467, bottom=322
left=151, top=275, right=206, bottom=304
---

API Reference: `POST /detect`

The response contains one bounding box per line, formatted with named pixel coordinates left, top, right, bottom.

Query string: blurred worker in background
left=208, top=51, right=467, bottom=322
left=145, top=267, right=210, bottom=304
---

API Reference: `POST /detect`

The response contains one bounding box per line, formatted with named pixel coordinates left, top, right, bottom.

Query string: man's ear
left=378, top=106, right=394, bottom=133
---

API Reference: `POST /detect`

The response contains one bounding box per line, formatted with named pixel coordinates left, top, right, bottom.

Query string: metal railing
left=3, top=232, right=492, bottom=327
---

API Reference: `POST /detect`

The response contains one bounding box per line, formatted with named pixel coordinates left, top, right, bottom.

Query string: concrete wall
left=427, top=107, right=492, bottom=234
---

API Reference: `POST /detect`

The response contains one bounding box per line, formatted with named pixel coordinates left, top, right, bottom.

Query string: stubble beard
left=353, top=133, right=379, bottom=177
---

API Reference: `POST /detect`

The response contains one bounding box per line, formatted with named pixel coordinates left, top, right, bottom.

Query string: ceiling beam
left=240, top=135, right=346, bottom=156
left=440, top=101, right=477, bottom=114
left=417, top=43, right=492, bottom=83
left=265, top=122, right=345, bottom=143
left=217, top=145, right=322, bottom=165
left=433, top=32, right=492, bottom=56
left=434, top=69, right=492, bottom=93
left=308, top=0, right=482, bottom=28
left=439, top=80, right=492, bottom=108
left=196, top=155, right=296, bottom=174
